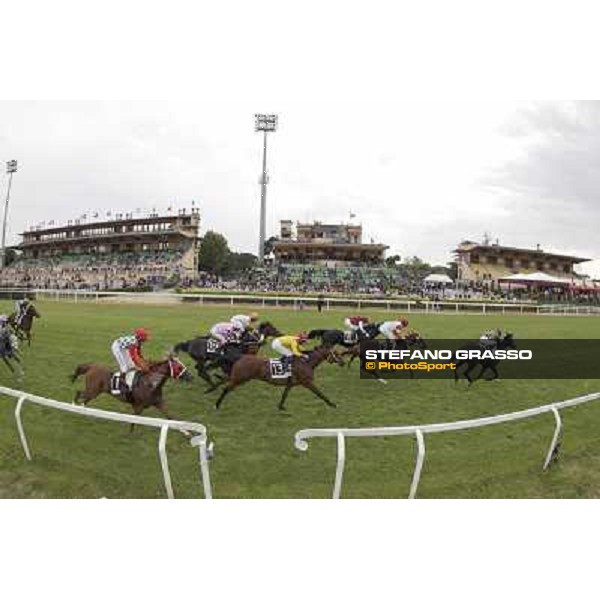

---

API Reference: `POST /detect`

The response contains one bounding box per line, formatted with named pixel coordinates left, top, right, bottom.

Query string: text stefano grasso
left=363, top=349, right=533, bottom=361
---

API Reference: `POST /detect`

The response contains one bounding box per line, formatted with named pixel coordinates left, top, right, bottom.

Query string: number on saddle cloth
left=111, top=371, right=139, bottom=395
left=343, top=331, right=357, bottom=344
left=206, top=338, right=221, bottom=354
left=269, top=359, right=292, bottom=379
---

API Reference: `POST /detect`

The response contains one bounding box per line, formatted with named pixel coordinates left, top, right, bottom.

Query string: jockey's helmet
left=134, top=327, right=150, bottom=342
left=0, top=315, right=7, bottom=324
left=249, top=312, right=259, bottom=322
left=297, top=332, right=309, bottom=343
left=400, top=317, right=409, bottom=327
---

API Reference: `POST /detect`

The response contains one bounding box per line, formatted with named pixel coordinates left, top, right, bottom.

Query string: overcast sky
left=0, top=100, right=598, bottom=275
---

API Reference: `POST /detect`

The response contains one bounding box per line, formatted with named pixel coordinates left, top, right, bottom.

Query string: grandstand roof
left=454, top=241, right=590, bottom=263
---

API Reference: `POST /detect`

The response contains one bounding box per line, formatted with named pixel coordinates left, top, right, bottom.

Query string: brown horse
left=71, top=356, right=192, bottom=427
left=213, top=345, right=344, bottom=411
left=9, top=304, right=41, bottom=346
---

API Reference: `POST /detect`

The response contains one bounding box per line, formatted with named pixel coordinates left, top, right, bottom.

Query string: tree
left=226, top=252, right=257, bottom=274
left=198, top=231, right=231, bottom=275
left=4, top=249, right=17, bottom=267
left=263, top=236, right=278, bottom=257
left=385, top=254, right=401, bottom=267
left=446, top=260, right=458, bottom=280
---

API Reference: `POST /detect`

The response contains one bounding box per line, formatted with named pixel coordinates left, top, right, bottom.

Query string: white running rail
left=295, top=391, right=600, bottom=499
left=0, top=287, right=546, bottom=315
left=0, top=386, right=213, bottom=499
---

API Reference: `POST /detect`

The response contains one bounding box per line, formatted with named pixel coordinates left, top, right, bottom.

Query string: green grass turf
left=1, top=299, right=600, bottom=498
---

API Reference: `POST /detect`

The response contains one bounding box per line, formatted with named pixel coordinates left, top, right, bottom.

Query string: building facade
left=272, top=220, right=388, bottom=266
left=17, top=211, right=201, bottom=273
left=455, top=240, right=589, bottom=286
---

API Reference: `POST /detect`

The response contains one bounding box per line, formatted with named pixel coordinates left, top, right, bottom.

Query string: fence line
left=0, top=386, right=213, bottom=499
left=294, top=391, right=600, bottom=499
left=0, top=286, right=573, bottom=315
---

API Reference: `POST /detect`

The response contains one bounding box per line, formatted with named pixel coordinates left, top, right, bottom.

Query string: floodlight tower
left=1, top=160, right=18, bottom=269
left=254, top=113, right=278, bottom=263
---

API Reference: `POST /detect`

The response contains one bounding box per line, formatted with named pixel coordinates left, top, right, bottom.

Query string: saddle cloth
left=269, top=359, right=292, bottom=379
left=343, top=331, right=357, bottom=344
left=206, top=338, right=221, bottom=353
left=111, top=371, right=138, bottom=395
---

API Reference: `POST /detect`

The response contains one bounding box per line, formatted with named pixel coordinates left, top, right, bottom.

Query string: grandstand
left=0, top=209, right=200, bottom=290
left=273, top=220, right=388, bottom=266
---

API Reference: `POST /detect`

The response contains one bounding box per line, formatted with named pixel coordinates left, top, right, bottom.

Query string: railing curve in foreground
left=0, top=386, right=213, bottom=499
left=295, top=391, right=600, bottom=499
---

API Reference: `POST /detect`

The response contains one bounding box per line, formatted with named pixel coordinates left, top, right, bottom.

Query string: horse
left=454, top=332, right=516, bottom=384
left=9, top=303, right=41, bottom=346
left=342, top=330, right=427, bottom=383
left=0, top=330, right=24, bottom=379
left=71, top=355, right=193, bottom=430
left=213, top=345, right=345, bottom=411
left=308, top=322, right=381, bottom=348
left=174, top=321, right=282, bottom=387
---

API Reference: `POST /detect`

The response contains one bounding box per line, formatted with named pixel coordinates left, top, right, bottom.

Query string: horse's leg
left=463, top=361, right=475, bottom=384
left=303, top=381, right=337, bottom=408
left=129, top=402, right=144, bottom=433
left=2, top=356, right=14, bottom=373
left=215, top=380, right=244, bottom=409
left=454, top=360, right=467, bottom=382
left=278, top=384, right=293, bottom=411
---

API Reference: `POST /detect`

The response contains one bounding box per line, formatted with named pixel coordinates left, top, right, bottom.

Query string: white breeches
left=272, top=339, right=293, bottom=357
left=111, top=341, right=135, bottom=373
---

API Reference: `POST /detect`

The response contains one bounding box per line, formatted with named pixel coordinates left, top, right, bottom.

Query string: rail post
left=543, top=407, right=563, bottom=470
left=408, top=429, right=426, bottom=499
left=14, top=395, right=31, bottom=461
left=158, top=425, right=175, bottom=499
left=333, top=432, right=346, bottom=499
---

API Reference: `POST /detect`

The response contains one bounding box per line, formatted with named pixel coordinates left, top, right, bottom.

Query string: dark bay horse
left=454, top=333, right=516, bottom=384
left=308, top=323, right=381, bottom=348
left=213, top=345, right=344, bottom=411
left=345, top=330, right=428, bottom=382
left=0, top=330, right=24, bottom=379
left=71, top=356, right=193, bottom=428
left=9, top=304, right=41, bottom=346
left=174, top=322, right=282, bottom=387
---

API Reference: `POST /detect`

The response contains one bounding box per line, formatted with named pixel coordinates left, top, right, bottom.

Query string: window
left=504, top=257, right=514, bottom=268
left=536, top=261, right=544, bottom=270
left=487, top=256, right=498, bottom=265
left=521, top=260, right=530, bottom=268
left=471, top=254, right=480, bottom=264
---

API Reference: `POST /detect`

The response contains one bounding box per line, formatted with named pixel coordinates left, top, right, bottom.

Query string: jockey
left=344, top=315, right=370, bottom=337
left=110, top=328, right=151, bottom=394
left=271, top=332, right=309, bottom=368
left=230, top=312, right=259, bottom=332
left=480, top=328, right=501, bottom=350
left=379, top=317, right=409, bottom=341
left=0, top=315, right=9, bottom=334
left=210, top=321, right=243, bottom=349
left=15, top=297, right=31, bottom=326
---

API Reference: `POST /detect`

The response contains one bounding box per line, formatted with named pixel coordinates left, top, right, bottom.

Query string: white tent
left=423, top=273, right=453, bottom=284
left=498, top=272, right=570, bottom=286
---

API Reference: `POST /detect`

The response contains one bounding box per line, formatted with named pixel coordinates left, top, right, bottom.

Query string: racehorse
left=9, top=304, right=41, bottom=346
left=71, top=355, right=193, bottom=429
left=174, top=321, right=282, bottom=387
left=454, top=332, right=516, bottom=384
left=212, top=345, right=344, bottom=411
left=0, top=330, right=24, bottom=379
left=308, top=322, right=381, bottom=348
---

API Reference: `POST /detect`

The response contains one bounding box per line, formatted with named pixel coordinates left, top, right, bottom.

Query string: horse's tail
left=173, top=340, right=191, bottom=354
left=308, top=329, right=326, bottom=340
left=71, top=363, right=93, bottom=383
